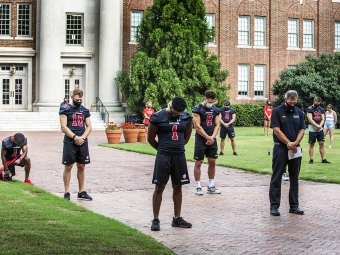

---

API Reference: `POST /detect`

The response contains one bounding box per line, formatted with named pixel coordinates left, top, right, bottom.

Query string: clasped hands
left=74, top=136, right=86, bottom=145
left=287, top=141, right=298, bottom=153
left=206, top=136, right=215, bottom=145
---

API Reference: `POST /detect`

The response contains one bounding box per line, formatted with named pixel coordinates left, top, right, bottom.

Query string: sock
left=208, top=179, right=214, bottom=187
left=195, top=181, right=201, bottom=188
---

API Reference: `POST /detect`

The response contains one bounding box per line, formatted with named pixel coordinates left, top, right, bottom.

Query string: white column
left=36, top=0, right=62, bottom=110
left=99, top=0, right=122, bottom=108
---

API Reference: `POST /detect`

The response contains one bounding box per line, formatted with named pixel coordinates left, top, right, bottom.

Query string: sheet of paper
left=288, top=147, right=302, bottom=160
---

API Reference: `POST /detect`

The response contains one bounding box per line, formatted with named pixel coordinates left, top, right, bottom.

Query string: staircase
left=0, top=111, right=106, bottom=131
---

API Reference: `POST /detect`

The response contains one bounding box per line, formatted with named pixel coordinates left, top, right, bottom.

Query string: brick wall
left=123, top=0, right=340, bottom=104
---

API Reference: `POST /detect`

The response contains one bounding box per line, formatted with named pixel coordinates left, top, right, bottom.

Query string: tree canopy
left=115, top=0, right=229, bottom=115
left=272, top=53, right=340, bottom=112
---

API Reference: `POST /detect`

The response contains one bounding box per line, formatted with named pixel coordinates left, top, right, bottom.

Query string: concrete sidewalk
left=2, top=131, right=340, bottom=255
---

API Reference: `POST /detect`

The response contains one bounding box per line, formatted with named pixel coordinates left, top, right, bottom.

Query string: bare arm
left=228, top=113, right=236, bottom=126
left=147, top=123, right=158, bottom=150
left=192, top=113, right=209, bottom=140
left=184, top=120, right=193, bottom=145
left=212, top=113, right=221, bottom=138
left=334, top=110, right=337, bottom=124
left=273, top=127, right=304, bottom=152
left=1, top=148, right=8, bottom=172
left=307, top=112, right=322, bottom=130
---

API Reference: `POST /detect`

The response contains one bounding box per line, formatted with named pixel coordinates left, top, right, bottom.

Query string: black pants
left=269, top=144, right=301, bottom=209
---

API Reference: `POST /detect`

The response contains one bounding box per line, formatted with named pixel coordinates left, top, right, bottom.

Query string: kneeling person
left=148, top=97, right=193, bottom=231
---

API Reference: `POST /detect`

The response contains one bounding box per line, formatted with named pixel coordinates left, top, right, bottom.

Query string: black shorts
left=308, top=131, right=325, bottom=144
left=7, top=162, right=24, bottom=176
left=220, top=125, right=235, bottom=139
left=62, top=140, right=91, bottom=165
left=152, top=152, right=190, bottom=185
left=193, top=134, right=218, bottom=160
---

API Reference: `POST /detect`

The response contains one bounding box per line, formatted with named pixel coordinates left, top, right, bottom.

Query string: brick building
left=123, top=0, right=340, bottom=104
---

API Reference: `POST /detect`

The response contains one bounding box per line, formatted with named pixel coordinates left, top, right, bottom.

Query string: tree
left=272, top=53, right=340, bottom=113
left=115, top=0, right=229, bottom=116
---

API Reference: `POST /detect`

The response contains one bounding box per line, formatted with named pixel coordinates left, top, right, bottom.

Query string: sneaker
left=233, top=152, right=238, bottom=156
left=309, top=159, right=314, bottom=164
left=77, top=191, right=92, bottom=200
left=24, top=179, right=33, bottom=185
left=171, top=217, right=192, bottom=228
left=195, top=187, right=204, bottom=196
left=329, top=145, right=332, bottom=148
left=151, top=218, right=160, bottom=231
left=322, top=159, right=330, bottom=163
left=219, top=151, right=224, bottom=155
left=64, top=192, right=70, bottom=201
left=207, top=186, right=221, bottom=194
left=282, top=173, right=289, bottom=181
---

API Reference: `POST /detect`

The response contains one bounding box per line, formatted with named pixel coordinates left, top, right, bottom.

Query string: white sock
left=208, top=179, right=214, bottom=187
left=195, top=181, right=201, bottom=188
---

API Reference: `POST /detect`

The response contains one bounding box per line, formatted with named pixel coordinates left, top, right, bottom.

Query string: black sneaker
left=219, top=151, right=224, bottom=155
left=322, top=159, right=330, bottom=163
left=64, top=192, right=70, bottom=201
left=171, top=217, right=192, bottom=228
left=77, top=191, right=92, bottom=200
left=233, top=152, right=238, bottom=156
left=151, top=218, right=160, bottom=231
left=309, top=159, right=314, bottom=164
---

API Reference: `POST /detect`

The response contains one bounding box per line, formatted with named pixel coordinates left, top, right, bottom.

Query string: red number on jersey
left=206, top=113, right=213, bottom=126
left=172, top=125, right=178, bottom=140
left=72, top=114, right=84, bottom=127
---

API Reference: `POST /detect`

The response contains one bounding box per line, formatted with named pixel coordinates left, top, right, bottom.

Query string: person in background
left=323, top=104, right=337, bottom=148
left=219, top=100, right=237, bottom=156
left=143, top=102, right=155, bottom=134
left=60, top=97, right=69, bottom=110
left=263, top=100, right=273, bottom=136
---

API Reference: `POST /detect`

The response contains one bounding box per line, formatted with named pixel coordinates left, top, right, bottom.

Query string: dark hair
left=224, top=100, right=230, bottom=106
left=171, top=97, right=187, bottom=112
left=205, top=90, right=216, bottom=100
left=14, top=133, right=26, bottom=147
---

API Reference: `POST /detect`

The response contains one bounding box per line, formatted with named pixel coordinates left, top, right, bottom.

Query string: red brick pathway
left=3, top=131, right=340, bottom=255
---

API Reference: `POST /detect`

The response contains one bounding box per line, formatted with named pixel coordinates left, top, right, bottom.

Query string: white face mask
left=205, top=102, right=214, bottom=108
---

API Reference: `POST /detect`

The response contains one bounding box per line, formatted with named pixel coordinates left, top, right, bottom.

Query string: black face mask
left=73, top=101, right=82, bottom=108
left=314, top=104, right=320, bottom=108
left=286, top=103, right=295, bottom=111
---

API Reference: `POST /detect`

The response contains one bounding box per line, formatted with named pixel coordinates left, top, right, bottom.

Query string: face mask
left=73, top=101, right=82, bottom=108
left=314, top=104, right=320, bottom=108
left=286, top=103, right=295, bottom=111
left=205, top=102, right=213, bottom=108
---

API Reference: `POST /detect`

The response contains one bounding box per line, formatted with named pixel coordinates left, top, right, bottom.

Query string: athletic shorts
left=193, top=133, right=218, bottom=160
left=62, top=140, right=90, bottom=165
left=220, top=125, right=235, bottom=139
left=3, top=156, right=23, bottom=176
left=324, top=121, right=334, bottom=129
left=152, top=152, right=190, bottom=185
left=308, top=131, right=325, bottom=144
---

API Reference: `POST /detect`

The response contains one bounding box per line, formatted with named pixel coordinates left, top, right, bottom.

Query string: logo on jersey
left=182, top=174, right=186, bottom=179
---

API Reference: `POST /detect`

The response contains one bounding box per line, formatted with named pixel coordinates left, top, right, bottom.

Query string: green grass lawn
left=100, top=127, right=340, bottom=184
left=0, top=182, right=173, bottom=255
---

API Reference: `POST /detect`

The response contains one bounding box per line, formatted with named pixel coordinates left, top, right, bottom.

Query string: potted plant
left=105, top=122, right=122, bottom=144
left=137, top=125, right=147, bottom=143
left=121, top=122, right=139, bottom=143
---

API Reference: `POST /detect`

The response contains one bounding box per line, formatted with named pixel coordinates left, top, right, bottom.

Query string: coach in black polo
left=269, top=90, right=305, bottom=216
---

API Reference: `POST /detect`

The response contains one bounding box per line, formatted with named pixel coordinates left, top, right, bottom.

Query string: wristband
left=72, top=134, right=76, bottom=140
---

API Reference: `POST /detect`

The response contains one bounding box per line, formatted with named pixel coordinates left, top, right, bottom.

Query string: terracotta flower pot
left=122, top=129, right=139, bottom=143
left=105, top=130, right=122, bottom=144
left=137, top=129, right=146, bottom=142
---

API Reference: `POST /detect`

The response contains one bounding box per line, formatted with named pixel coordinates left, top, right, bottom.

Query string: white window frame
left=238, top=16, right=250, bottom=46
left=254, top=17, right=266, bottom=46
left=130, top=10, right=143, bottom=43
left=66, top=13, right=84, bottom=46
left=288, top=19, right=299, bottom=48
left=17, top=4, right=32, bottom=38
left=254, top=65, right=265, bottom=97
left=206, top=14, right=215, bottom=45
left=335, top=21, right=340, bottom=50
left=303, top=19, right=314, bottom=48
left=0, top=3, right=11, bottom=37
left=238, top=64, right=250, bottom=96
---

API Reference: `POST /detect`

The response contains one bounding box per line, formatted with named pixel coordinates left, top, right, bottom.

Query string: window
left=130, top=11, right=143, bottom=42
left=206, top=14, right=215, bottom=44
left=17, top=4, right=31, bottom=37
left=238, top=65, right=249, bottom=96
left=303, top=20, right=314, bottom=48
left=254, top=65, right=265, bottom=96
left=238, top=16, right=250, bottom=46
left=66, top=13, right=83, bottom=45
left=0, top=3, right=11, bottom=36
left=254, top=17, right=266, bottom=46
left=288, top=19, right=299, bottom=48
left=335, top=21, right=340, bottom=49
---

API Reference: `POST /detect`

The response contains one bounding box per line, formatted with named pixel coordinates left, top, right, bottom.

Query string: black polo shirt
left=270, top=103, right=305, bottom=144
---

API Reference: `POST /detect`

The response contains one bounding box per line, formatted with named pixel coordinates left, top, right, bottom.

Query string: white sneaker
left=195, top=187, right=203, bottom=195
left=282, top=173, right=289, bottom=181
left=207, top=186, right=221, bottom=194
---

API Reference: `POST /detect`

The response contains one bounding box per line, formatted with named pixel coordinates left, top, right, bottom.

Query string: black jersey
left=1, top=136, right=27, bottom=160
left=59, top=104, right=91, bottom=143
left=150, top=108, right=192, bottom=155
left=306, top=105, right=325, bottom=125
left=192, top=104, right=220, bottom=136
left=220, top=107, right=236, bottom=124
